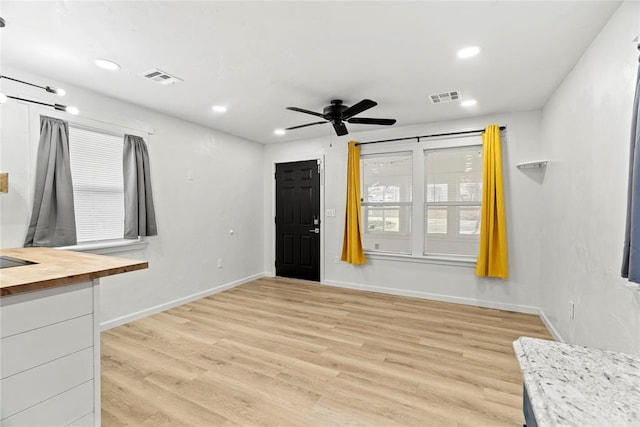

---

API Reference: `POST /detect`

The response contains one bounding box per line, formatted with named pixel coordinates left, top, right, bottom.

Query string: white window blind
left=424, top=145, right=482, bottom=257
left=68, top=126, right=124, bottom=243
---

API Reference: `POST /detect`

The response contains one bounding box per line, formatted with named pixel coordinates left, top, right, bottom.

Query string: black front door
left=275, top=160, right=320, bottom=282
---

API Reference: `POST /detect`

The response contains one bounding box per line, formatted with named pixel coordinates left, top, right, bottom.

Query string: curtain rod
left=356, top=125, right=506, bottom=146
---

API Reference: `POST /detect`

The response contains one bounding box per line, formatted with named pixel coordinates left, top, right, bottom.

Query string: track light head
left=45, top=86, right=66, bottom=96
left=53, top=104, right=79, bottom=115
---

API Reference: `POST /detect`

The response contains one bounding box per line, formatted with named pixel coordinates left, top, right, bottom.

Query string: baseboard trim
left=100, top=272, right=268, bottom=331
left=323, top=279, right=540, bottom=315
left=538, top=307, right=565, bottom=342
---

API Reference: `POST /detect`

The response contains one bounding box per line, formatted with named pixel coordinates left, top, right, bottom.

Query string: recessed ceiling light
left=457, top=46, right=481, bottom=59
left=461, top=99, right=477, bottom=107
left=274, top=129, right=286, bottom=136
left=94, top=58, right=121, bottom=71
left=212, top=105, right=227, bottom=113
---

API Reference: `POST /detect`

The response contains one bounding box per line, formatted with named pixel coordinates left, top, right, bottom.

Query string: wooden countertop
left=1, top=247, right=148, bottom=296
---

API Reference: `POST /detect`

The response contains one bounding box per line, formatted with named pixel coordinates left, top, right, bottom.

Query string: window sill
left=57, top=238, right=148, bottom=255
left=364, top=251, right=476, bottom=267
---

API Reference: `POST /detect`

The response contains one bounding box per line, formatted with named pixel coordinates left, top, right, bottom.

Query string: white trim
left=364, top=251, right=476, bottom=267
left=57, top=239, right=148, bottom=255
left=91, top=279, right=101, bottom=426
left=538, top=307, right=565, bottom=342
left=323, top=279, right=540, bottom=314
left=100, top=272, right=268, bottom=331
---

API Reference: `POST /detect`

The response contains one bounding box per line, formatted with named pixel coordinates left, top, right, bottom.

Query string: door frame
left=271, top=155, right=325, bottom=283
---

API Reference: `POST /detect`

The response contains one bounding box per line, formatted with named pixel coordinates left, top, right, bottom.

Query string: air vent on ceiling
left=429, top=90, right=460, bottom=104
left=139, top=68, right=183, bottom=85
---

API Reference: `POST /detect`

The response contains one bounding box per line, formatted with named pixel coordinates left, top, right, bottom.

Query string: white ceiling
left=0, top=1, right=621, bottom=143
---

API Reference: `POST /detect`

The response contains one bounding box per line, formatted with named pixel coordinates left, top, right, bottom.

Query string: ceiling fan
left=286, top=99, right=396, bottom=136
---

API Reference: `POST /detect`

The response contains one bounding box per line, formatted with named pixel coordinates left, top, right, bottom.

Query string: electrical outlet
left=569, top=301, right=575, bottom=320
left=217, top=259, right=223, bottom=269
left=334, top=256, right=340, bottom=264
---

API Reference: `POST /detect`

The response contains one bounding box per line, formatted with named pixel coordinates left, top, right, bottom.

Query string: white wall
left=0, top=67, right=265, bottom=327
left=539, top=1, right=640, bottom=353
left=264, top=111, right=546, bottom=314
left=4, top=2, right=639, bottom=355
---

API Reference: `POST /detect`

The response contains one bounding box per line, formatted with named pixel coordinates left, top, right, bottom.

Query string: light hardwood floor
left=101, top=277, right=553, bottom=426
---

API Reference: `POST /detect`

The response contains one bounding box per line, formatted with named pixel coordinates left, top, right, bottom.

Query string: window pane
left=367, top=209, right=384, bottom=231
left=426, top=183, right=448, bottom=202
left=384, top=209, right=400, bottom=232
left=426, top=206, right=447, bottom=234
left=459, top=206, right=481, bottom=235
left=362, top=206, right=411, bottom=253
left=459, top=183, right=482, bottom=202
left=69, top=126, right=124, bottom=243
left=362, top=154, right=412, bottom=203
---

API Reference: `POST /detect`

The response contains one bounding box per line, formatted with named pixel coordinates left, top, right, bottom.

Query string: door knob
left=308, top=228, right=320, bottom=234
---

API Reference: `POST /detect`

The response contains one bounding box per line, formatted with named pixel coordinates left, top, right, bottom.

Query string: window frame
left=424, top=145, right=483, bottom=256
left=29, top=110, right=151, bottom=255
left=359, top=136, right=482, bottom=266
left=360, top=151, right=413, bottom=253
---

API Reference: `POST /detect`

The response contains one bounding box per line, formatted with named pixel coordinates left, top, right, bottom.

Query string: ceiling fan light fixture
left=274, top=129, right=286, bottom=136
left=286, top=99, right=395, bottom=136
left=457, top=46, right=481, bottom=59
left=94, top=58, right=121, bottom=71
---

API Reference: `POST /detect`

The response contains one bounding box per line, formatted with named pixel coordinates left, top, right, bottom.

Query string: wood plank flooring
left=101, top=277, right=553, bottom=426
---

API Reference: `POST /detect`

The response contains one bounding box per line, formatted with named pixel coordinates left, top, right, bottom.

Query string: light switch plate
left=326, top=209, right=336, bottom=217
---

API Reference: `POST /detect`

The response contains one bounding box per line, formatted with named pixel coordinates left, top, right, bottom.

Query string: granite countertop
left=513, top=336, right=640, bottom=426
left=1, top=247, right=147, bottom=296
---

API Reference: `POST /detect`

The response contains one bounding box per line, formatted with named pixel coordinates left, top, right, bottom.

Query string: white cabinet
left=0, top=280, right=101, bottom=426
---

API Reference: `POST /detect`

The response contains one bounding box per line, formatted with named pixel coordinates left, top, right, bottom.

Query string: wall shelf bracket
left=516, top=160, right=547, bottom=170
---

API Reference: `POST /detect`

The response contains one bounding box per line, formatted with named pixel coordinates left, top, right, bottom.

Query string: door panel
left=276, top=160, right=320, bottom=282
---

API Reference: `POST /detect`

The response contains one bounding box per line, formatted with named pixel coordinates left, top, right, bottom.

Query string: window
left=68, top=126, right=125, bottom=243
left=425, top=146, right=482, bottom=257
left=361, top=153, right=412, bottom=253
left=359, top=136, right=483, bottom=260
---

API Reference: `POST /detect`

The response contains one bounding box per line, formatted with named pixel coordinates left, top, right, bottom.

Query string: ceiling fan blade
left=285, top=121, right=327, bottom=130
left=286, top=106, right=324, bottom=118
left=341, top=99, right=377, bottom=120
left=332, top=121, right=348, bottom=136
left=347, top=117, right=396, bottom=126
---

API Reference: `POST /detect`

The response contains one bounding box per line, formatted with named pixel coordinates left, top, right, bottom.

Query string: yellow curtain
left=341, top=141, right=367, bottom=264
left=476, top=125, right=508, bottom=279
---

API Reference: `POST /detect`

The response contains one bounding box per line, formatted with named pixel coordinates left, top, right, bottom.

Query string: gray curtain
left=24, top=116, right=77, bottom=247
left=123, top=134, right=157, bottom=238
left=622, top=59, right=640, bottom=282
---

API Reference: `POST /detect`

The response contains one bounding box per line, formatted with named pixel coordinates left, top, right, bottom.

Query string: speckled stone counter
left=513, top=337, right=640, bottom=426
